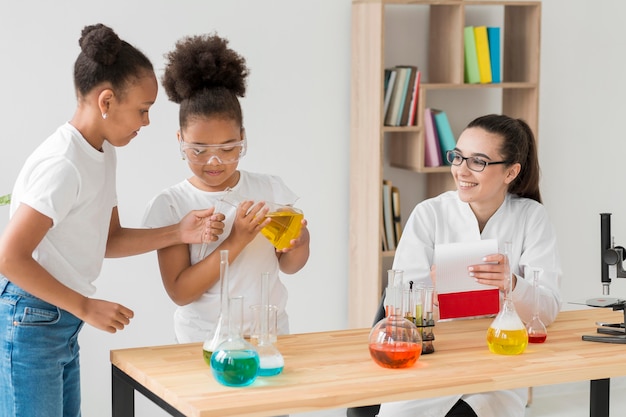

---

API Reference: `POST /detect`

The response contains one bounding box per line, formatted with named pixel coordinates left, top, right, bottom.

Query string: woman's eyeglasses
left=446, top=150, right=508, bottom=172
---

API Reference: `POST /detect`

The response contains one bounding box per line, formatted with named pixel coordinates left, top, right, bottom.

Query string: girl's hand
left=276, top=218, right=309, bottom=253
left=229, top=201, right=270, bottom=244
left=468, top=253, right=515, bottom=292
left=179, top=207, right=221, bottom=244
left=79, top=298, right=134, bottom=333
left=205, top=212, right=226, bottom=242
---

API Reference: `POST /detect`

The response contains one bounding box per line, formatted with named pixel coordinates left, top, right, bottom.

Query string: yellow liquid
left=486, top=327, right=528, bottom=355
left=261, top=210, right=304, bottom=250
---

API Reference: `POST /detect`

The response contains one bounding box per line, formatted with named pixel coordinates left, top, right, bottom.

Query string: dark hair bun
left=162, top=33, right=249, bottom=104
left=79, top=24, right=122, bottom=66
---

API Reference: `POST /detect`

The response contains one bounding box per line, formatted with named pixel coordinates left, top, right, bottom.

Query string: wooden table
left=111, top=308, right=626, bottom=417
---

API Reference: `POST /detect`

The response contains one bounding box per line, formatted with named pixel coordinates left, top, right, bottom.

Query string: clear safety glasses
left=445, top=150, right=508, bottom=173
left=179, top=137, right=247, bottom=165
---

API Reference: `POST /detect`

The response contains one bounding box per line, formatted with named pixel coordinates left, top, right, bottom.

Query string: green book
left=464, top=26, right=480, bottom=84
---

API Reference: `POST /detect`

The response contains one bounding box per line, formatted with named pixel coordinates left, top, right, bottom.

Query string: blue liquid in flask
left=258, top=354, right=284, bottom=376
left=210, top=349, right=260, bottom=387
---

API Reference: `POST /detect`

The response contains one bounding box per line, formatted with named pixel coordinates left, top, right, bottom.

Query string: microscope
left=582, top=213, right=626, bottom=343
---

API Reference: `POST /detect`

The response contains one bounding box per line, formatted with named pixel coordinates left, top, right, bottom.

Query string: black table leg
left=112, top=365, right=135, bottom=417
left=112, top=364, right=186, bottom=417
left=590, top=378, right=610, bottom=417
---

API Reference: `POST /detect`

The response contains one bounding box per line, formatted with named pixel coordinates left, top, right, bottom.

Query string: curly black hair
left=73, top=23, right=153, bottom=98
left=162, top=33, right=249, bottom=129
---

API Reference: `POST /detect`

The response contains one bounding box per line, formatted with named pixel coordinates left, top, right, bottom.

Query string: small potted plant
left=0, top=194, right=10, bottom=207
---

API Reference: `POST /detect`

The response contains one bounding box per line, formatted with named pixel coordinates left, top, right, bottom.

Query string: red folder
left=438, top=288, right=500, bottom=320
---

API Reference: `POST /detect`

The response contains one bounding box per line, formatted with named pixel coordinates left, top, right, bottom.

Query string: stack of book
left=383, top=65, right=421, bottom=127
left=464, top=26, right=501, bottom=84
left=381, top=179, right=402, bottom=251
left=423, top=108, right=456, bottom=167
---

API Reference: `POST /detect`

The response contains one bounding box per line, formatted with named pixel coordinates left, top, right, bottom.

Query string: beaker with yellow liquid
left=260, top=205, right=304, bottom=251
left=486, top=242, right=528, bottom=355
left=217, top=188, right=303, bottom=251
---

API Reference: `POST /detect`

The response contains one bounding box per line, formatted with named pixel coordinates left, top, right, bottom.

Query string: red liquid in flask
left=528, top=333, right=547, bottom=343
left=369, top=342, right=421, bottom=369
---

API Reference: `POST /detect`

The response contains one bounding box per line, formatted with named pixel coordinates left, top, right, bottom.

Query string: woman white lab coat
left=378, top=190, right=562, bottom=417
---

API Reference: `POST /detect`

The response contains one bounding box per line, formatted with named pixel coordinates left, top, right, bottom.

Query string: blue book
left=431, top=109, right=456, bottom=164
left=487, top=27, right=501, bottom=83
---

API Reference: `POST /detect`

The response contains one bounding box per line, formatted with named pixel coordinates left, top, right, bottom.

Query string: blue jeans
left=0, top=276, right=84, bottom=417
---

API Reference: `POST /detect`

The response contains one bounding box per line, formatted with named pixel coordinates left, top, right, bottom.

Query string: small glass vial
left=420, top=285, right=436, bottom=354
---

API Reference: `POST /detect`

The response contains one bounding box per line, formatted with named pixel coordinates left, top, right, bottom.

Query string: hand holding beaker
left=218, top=188, right=304, bottom=251
left=259, top=202, right=305, bottom=251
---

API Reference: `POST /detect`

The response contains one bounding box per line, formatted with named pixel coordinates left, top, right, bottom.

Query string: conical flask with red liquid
left=369, top=270, right=422, bottom=369
left=486, top=242, right=528, bottom=355
left=525, top=267, right=548, bottom=343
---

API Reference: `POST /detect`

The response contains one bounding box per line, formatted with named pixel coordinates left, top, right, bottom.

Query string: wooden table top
left=110, top=308, right=626, bottom=417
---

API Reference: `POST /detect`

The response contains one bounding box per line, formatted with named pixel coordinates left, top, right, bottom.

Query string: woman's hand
left=468, top=253, right=516, bottom=292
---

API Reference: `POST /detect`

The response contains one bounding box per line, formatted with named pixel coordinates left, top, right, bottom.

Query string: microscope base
left=582, top=302, right=626, bottom=344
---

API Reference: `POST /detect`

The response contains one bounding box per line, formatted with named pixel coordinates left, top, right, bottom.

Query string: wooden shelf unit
left=349, top=0, right=541, bottom=327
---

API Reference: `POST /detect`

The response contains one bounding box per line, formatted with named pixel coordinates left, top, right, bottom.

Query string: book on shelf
left=423, top=108, right=443, bottom=167
left=382, top=179, right=395, bottom=251
left=487, top=26, right=501, bottom=83
left=396, top=65, right=418, bottom=126
left=474, top=26, right=492, bottom=84
left=391, top=186, right=402, bottom=246
left=384, top=66, right=409, bottom=126
left=381, top=205, right=389, bottom=251
left=431, top=109, right=456, bottom=164
left=383, top=68, right=397, bottom=121
left=406, top=69, right=421, bottom=126
left=463, top=26, right=480, bottom=84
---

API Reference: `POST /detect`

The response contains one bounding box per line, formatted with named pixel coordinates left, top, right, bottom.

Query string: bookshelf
left=349, top=0, right=541, bottom=327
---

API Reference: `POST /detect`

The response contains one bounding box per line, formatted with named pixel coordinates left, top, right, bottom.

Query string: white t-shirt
left=142, top=170, right=298, bottom=343
left=9, top=122, right=117, bottom=296
left=378, top=191, right=562, bottom=417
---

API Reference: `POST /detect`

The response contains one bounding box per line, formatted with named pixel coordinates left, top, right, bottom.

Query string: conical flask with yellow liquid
left=486, top=242, right=528, bottom=355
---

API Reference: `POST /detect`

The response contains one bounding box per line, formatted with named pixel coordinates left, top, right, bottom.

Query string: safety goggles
left=179, top=137, right=247, bottom=165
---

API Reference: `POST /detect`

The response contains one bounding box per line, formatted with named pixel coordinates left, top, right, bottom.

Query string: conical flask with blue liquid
left=210, top=295, right=260, bottom=387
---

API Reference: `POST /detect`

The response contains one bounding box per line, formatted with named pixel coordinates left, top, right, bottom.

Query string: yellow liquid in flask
left=486, top=327, right=528, bottom=355
left=261, top=210, right=304, bottom=250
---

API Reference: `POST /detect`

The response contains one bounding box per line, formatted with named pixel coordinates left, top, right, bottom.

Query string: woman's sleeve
left=392, top=203, right=436, bottom=289
left=512, top=204, right=562, bottom=326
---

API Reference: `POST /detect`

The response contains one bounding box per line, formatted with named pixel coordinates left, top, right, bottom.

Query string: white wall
left=1, top=1, right=625, bottom=416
